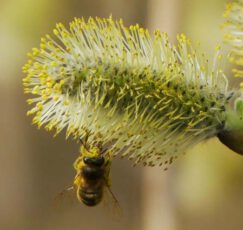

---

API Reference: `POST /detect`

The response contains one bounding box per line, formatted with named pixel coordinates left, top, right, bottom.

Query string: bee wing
left=52, top=186, right=77, bottom=209
left=102, top=185, right=123, bottom=220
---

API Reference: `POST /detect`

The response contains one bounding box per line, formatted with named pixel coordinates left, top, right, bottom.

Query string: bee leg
left=105, top=182, right=122, bottom=216
left=107, top=186, right=119, bottom=204
left=53, top=185, right=74, bottom=207
left=103, top=177, right=118, bottom=205
left=73, top=155, right=83, bottom=169
left=59, top=186, right=74, bottom=196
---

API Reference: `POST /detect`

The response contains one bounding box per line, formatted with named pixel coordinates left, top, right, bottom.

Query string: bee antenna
left=100, top=148, right=107, bottom=155
left=79, top=137, right=89, bottom=151
left=100, top=139, right=117, bottom=155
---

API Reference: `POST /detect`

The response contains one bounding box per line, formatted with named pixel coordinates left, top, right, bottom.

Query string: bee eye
left=83, top=156, right=105, bottom=166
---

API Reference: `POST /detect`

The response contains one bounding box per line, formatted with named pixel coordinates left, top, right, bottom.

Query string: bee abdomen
left=80, top=189, right=103, bottom=206
left=82, top=166, right=104, bottom=180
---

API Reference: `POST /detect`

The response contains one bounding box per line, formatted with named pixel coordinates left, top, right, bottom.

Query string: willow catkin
left=224, top=0, right=243, bottom=82
left=23, top=17, right=242, bottom=169
left=218, top=1, right=243, bottom=154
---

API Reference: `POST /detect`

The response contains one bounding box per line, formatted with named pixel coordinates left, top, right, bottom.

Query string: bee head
left=81, top=144, right=106, bottom=166
left=83, top=156, right=105, bottom=167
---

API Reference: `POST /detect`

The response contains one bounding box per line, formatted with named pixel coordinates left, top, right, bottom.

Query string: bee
left=68, top=137, right=118, bottom=207
left=72, top=146, right=110, bottom=206
left=55, top=136, right=120, bottom=210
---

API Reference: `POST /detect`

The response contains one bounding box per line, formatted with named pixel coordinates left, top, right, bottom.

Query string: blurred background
left=1, top=0, right=243, bottom=229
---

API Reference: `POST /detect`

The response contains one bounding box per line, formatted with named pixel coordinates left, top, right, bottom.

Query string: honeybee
left=55, top=136, right=120, bottom=210
left=60, top=136, right=118, bottom=208
left=72, top=145, right=111, bottom=206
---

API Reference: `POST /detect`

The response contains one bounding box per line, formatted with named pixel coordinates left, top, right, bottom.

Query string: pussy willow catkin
left=217, top=1, right=243, bottom=155
left=23, top=17, right=242, bottom=169
left=224, top=0, right=243, bottom=82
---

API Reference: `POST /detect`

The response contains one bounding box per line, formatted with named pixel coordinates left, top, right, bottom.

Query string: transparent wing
left=101, top=185, right=123, bottom=220
left=52, top=186, right=76, bottom=209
